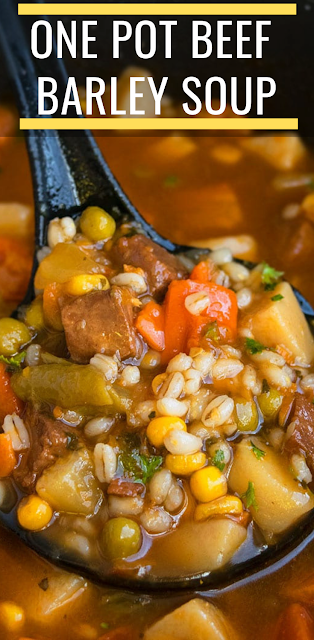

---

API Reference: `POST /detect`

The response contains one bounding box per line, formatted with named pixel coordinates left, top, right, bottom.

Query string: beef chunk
left=107, top=478, right=144, bottom=497
left=61, top=286, right=139, bottom=363
left=112, top=234, right=188, bottom=297
left=14, top=406, right=75, bottom=492
left=284, top=394, right=314, bottom=474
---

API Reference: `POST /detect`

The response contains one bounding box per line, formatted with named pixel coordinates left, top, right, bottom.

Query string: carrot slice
left=0, top=362, right=24, bottom=423
left=135, top=301, right=165, bottom=351
left=274, top=603, right=314, bottom=640
left=190, top=260, right=214, bottom=283
left=0, top=433, right=16, bottom=477
left=161, top=279, right=238, bottom=363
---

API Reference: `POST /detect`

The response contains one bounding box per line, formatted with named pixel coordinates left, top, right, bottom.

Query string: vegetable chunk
left=11, top=364, right=113, bottom=408
left=151, top=518, right=247, bottom=576
left=244, top=282, right=314, bottom=365
left=36, top=449, right=102, bottom=515
left=228, top=438, right=314, bottom=537
left=144, top=598, right=238, bottom=640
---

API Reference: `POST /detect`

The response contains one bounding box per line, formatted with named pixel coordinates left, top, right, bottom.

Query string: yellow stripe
left=18, top=3, right=297, bottom=15
left=20, top=118, right=298, bottom=130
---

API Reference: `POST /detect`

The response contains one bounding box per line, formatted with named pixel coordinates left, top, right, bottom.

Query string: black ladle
left=1, top=0, right=314, bottom=592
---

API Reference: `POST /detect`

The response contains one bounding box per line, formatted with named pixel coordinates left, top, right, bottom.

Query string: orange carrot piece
left=274, top=603, right=314, bottom=640
left=0, top=433, right=16, bottom=477
left=43, top=282, right=64, bottom=331
left=161, top=279, right=238, bottom=363
left=135, top=301, right=165, bottom=351
left=0, top=236, right=33, bottom=302
left=190, top=260, right=214, bottom=283
left=0, top=362, right=24, bottom=423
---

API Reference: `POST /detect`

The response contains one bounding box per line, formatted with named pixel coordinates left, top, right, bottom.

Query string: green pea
left=258, top=388, right=282, bottom=420
left=0, top=318, right=31, bottom=356
left=101, top=517, right=142, bottom=560
left=80, top=206, right=116, bottom=242
left=235, top=396, right=259, bottom=432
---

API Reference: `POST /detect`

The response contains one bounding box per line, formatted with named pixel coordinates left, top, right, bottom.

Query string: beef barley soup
left=1, top=79, right=314, bottom=638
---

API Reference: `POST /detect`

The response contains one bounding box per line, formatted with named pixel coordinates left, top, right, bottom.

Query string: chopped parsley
left=261, top=262, right=284, bottom=291
left=271, top=294, right=284, bottom=302
left=212, top=449, right=225, bottom=471
left=148, top=411, right=156, bottom=420
left=164, top=175, right=179, bottom=187
left=241, top=481, right=258, bottom=510
left=262, top=378, right=270, bottom=393
left=245, top=338, right=267, bottom=355
left=250, top=441, right=266, bottom=461
left=0, top=351, right=26, bottom=371
left=100, top=622, right=109, bottom=630
left=204, top=321, right=220, bottom=342
left=119, top=451, right=162, bottom=485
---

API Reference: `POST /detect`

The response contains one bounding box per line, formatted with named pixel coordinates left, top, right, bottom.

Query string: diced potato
left=0, top=203, right=34, bottom=240
left=228, top=438, right=314, bottom=537
left=34, top=243, right=105, bottom=290
left=244, top=282, right=314, bottom=365
left=11, top=364, right=114, bottom=408
left=36, top=449, right=102, bottom=516
left=31, top=573, right=87, bottom=618
left=144, top=598, right=238, bottom=640
left=151, top=518, right=247, bottom=576
left=188, top=234, right=258, bottom=261
left=241, top=135, right=305, bottom=171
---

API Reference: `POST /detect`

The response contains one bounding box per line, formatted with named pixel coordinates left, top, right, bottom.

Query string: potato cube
left=245, top=282, right=314, bottom=365
left=144, top=598, right=238, bottom=640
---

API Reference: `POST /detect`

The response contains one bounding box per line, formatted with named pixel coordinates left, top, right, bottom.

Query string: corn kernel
left=165, top=452, right=206, bottom=476
left=147, top=416, right=187, bottom=448
left=25, top=296, right=45, bottom=331
left=0, top=601, right=25, bottom=632
left=17, top=495, right=53, bottom=531
left=194, top=495, right=243, bottom=522
left=190, top=466, right=227, bottom=503
left=63, top=274, right=110, bottom=296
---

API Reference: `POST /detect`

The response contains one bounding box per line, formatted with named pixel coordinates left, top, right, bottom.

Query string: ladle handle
left=0, top=0, right=176, bottom=251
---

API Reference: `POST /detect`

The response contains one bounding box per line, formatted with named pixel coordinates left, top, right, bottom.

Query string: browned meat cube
left=107, top=478, right=144, bottom=497
left=112, top=234, right=188, bottom=297
left=284, top=394, right=314, bottom=474
left=14, top=407, right=75, bottom=492
left=61, top=286, right=139, bottom=363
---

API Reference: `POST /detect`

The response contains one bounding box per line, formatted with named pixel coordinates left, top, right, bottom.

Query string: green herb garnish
left=0, top=351, right=26, bottom=371
left=271, top=294, right=284, bottom=302
left=241, top=481, right=258, bottom=510
left=212, top=449, right=225, bottom=471
left=204, top=321, right=220, bottom=342
left=261, top=262, right=284, bottom=291
left=100, top=622, right=109, bottom=630
left=250, top=441, right=266, bottom=461
left=245, top=338, right=266, bottom=355
left=148, top=411, right=156, bottom=420
left=119, top=451, right=162, bottom=484
left=164, top=175, right=179, bottom=187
